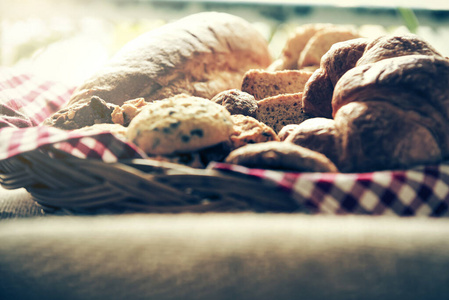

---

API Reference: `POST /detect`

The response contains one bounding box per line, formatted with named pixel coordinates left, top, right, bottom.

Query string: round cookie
left=212, top=89, right=258, bottom=118
left=225, top=141, right=338, bottom=172
left=127, top=95, right=235, bottom=155
left=230, top=114, right=279, bottom=149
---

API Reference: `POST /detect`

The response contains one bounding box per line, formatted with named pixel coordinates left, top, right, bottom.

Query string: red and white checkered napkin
left=0, top=67, right=145, bottom=161
left=211, top=163, right=449, bottom=216
left=1, top=67, right=449, bottom=216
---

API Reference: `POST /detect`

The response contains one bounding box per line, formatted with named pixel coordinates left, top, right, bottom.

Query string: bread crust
left=332, top=55, right=449, bottom=119
left=302, top=68, right=334, bottom=118
left=302, top=38, right=367, bottom=118
left=334, top=101, right=443, bottom=172
left=67, top=12, right=272, bottom=107
left=356, top=34, right=443, bottom=66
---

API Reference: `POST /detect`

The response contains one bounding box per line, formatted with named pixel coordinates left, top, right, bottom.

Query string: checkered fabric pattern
left=0, top=68, right=144, bottom=161
left=1, top=67, right=449, bottom=216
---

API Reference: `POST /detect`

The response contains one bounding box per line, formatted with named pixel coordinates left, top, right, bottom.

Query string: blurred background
left=1, top=0, right=448, bottom=86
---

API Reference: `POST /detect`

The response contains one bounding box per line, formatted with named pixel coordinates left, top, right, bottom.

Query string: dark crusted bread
left=301, top=68, right=334, bottom=118
left=302, top=38, right=367, bottom=118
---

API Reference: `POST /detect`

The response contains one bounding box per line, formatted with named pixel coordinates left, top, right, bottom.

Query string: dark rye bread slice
left=255, top=92, right=310, bottom=133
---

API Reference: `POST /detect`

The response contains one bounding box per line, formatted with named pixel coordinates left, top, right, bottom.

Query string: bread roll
left=302, top=38, right=367, bottom=118
left=297, top=27, right=360, bottom=69
left=66, top=12, right=272, bottom=108
left=283, top=117, right=339, bottom=165
left=302, top=68, right=334, bottom=118
left=268, top=23, right=332, bottom=71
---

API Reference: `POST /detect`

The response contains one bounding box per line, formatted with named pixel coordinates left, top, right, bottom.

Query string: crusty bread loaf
left=322, top=38, right=368, bottom=86
left=302, top=68, right=334, bottom=118
left=255, top=92, right=310, bottom=133
left=241, top=69, right=313, bottom=100
left=268, top=23, right=332, bottom=71
left=297, top=27, right=360, bottom=70
left=65, top=12, right=272, bottom=108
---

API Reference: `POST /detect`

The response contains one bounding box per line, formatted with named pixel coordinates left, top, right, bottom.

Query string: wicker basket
left=0, top=149, right=298, bottom=214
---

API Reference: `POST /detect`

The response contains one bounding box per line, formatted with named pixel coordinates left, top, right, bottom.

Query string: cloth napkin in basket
left=1, top=67, right=448, bottom=216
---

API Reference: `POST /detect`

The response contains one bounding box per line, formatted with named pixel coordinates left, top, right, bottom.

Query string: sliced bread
left=241, top=69, right=313, bottom=100
left=255, top=92, right=310, bottom=133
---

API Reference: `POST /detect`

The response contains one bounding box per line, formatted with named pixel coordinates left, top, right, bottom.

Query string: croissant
left=287, top=35, right=449, bottom=172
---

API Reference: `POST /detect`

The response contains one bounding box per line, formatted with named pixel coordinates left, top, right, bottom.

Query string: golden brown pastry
left=277, top=124, right=300, bottom=141
left=111, top=98, right=150, bottom=126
